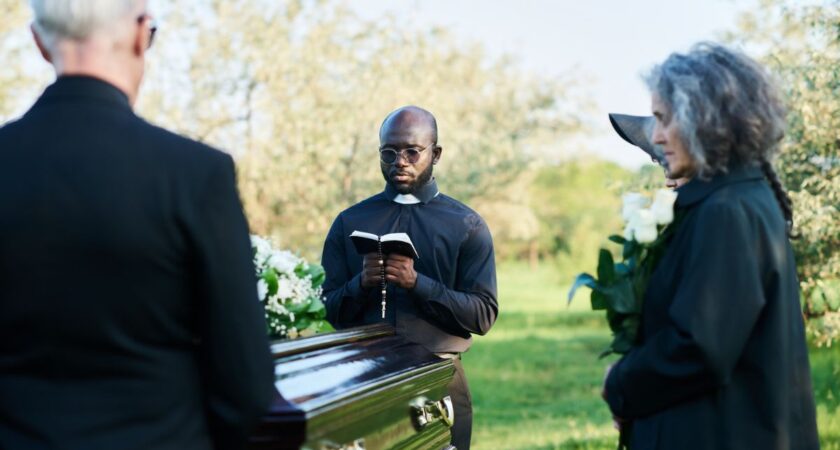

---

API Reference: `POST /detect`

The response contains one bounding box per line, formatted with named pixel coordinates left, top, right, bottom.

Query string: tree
left=729, top=0, right=840, bottom=345
left=0, top=1, right=50, bottom=119
left=138, top=0, right=587, bottom=259
left=0, top=0, right=587, bottom=261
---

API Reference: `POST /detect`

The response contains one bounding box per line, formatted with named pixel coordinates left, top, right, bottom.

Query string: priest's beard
left=386, top=163, right=434, bottom=195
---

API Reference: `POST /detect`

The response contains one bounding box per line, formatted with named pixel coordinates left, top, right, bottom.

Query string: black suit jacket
left=0, top=76, right=275, bottom=450
left=605, top=166, right=820, bottom=450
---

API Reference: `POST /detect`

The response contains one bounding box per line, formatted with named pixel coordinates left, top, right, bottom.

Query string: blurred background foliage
left=728, top=0, right=840, bottom=346
left=0, top=0, right=836, bottom=340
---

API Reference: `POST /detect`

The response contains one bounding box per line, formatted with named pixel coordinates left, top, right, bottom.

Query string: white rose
left=650, top=189, right=678, bottom=225
left=269, top=250, right=299, bottom=274
left=256, top=278, right=268, bottom=301
left=251, top=235, right=273, bottom=265
left=631, top=209, right=658, bottom=244
left=622, top=193, right=650, bottom=222
left=276, top=278, right=294, bottom=300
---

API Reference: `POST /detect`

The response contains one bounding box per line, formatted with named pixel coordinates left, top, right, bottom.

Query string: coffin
left=249, top=324, right=457, bottom=450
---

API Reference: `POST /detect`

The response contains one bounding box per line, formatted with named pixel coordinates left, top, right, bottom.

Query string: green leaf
left=598, top=348, right=615, bottom=359
left=308, top=264, right=326, bottom=288
left=603, top=278, right=637, bottom=314
left=822, top=280, right=840, bottom=311
left=609, top=235, right=627, bottom=245
left=261, top=270, right=279, bottom=296
left=567, top=273, right=597, bottom=304
left=597, top=249, right=615, bottom=286
left=621, top=315, right=640, bottom=343
left=591, top=290, right=607, bottom=310
left=606, top=309, right=623, bottom=334
left=307, top=297, right=326, bottom=314
left=611, top=329, right=634, bottom=354
left=615, top=262, right=631, bottom=277
left=295, top=318, right=312, bottom=330
left=623, top=240, right=638, bottom=260
left=287, top=301, right=310, bottom=314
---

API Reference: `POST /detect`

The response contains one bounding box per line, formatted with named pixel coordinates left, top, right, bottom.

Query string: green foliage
left=729, top=0, right=840, bottom=345
left=522, top=161, right=630, bottom=268
left=0, top=0, right=587, bottom=261
left=140, top=0, right=585, bottom=260
left=0, top=2, right=50, bottom=119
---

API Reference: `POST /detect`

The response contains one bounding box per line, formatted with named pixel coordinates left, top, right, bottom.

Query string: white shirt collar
left=393, top=194, right=422, bottom=205
left=392, top=191, right=441, bottom=205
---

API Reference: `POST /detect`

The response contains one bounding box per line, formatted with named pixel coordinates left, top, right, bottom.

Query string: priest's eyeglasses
left=379, top=143, right=435, bottom=165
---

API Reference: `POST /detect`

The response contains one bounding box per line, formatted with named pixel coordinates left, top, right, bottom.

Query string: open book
left=350, top=231, right=419, bottom=259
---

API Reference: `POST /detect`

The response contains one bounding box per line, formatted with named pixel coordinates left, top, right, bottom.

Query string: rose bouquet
left=567, top=189, right=680, bottom=357
left=251, top=235, right=332, bottom=339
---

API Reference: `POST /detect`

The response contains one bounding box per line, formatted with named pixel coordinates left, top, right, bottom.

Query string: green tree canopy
left=729, top=0, right=840, bottom=345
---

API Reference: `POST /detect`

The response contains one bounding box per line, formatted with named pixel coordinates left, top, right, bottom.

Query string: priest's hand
left=360, top=253, right=384, bottom=289
left=385, top=254, right=417, bottom=289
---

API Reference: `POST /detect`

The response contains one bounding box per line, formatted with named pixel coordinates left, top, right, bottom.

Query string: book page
left=350, top=230, right=379, bottom=241
left=380, top=233, right=412, bottom=244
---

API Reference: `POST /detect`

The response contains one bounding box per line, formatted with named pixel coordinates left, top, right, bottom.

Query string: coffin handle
left=410, top=396, right=455, bottom=430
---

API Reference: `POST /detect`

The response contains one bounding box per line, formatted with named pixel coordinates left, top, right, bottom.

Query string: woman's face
left=651, top=94, right=695, bottom=179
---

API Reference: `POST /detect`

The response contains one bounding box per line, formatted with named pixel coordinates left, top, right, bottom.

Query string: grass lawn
left=464, top=262, right=840, bottom=449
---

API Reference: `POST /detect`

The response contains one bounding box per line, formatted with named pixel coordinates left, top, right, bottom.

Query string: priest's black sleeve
left=410, top=214, right=499, bottom=336
left=321, top=215, right=373, bottom=328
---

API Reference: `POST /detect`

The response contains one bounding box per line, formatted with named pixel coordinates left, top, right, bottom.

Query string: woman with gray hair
left=603, top=43, right=819, bottom=450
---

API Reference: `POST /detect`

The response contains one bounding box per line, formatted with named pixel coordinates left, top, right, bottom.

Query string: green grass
left=464, top=262, right=840, bottom=449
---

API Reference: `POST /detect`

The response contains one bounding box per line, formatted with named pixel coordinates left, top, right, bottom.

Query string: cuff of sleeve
left=410, top=273, right=438, bottom=302
left=605, top=358, right=627, bottom=418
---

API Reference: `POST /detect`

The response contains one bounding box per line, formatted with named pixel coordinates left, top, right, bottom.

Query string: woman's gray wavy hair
left=645, top=42, right=787, bottom=178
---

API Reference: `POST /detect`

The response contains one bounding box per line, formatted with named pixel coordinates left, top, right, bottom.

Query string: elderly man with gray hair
left=0, top=1, right=275, bottom=449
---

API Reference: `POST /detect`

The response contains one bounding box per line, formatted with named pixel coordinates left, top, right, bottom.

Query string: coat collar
left=675, top=165, right=765, bottom=209
left=33, top=75, right=131, bottom=112
left=383, top=178, right=440, bottom=204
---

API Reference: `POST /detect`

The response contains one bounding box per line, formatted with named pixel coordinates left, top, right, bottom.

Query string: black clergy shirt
left=321, top=179, right=498, bottom=353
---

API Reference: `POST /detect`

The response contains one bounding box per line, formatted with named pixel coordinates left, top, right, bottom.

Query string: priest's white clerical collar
left=393, top=194, right=423, bottom=204
left=384, top=178, right=440, bottom=204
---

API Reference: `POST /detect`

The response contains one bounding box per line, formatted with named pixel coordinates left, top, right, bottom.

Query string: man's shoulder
left=0, top=104, right=230, bottom=169
left=134, top=119, right=232, bottom=167
left=337, top=192, right=389, bottom=217
left=434, top=193, right=487, bottom=221
left=0, top=116, right=22, bottom=138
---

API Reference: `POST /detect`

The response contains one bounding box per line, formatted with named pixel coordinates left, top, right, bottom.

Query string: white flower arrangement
left=622, top=190, right=679, bottom=244
left=251, top=235, right=331, bottom=339
left=569, top=188, right=681, bottom=356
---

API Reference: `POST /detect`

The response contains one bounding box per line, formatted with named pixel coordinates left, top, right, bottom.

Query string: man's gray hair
left=30, top=0, right=140, bottom=43
left=645, top=42, right=787, bottom=178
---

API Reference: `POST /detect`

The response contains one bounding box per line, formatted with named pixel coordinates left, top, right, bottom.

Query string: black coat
left=605, top=166, right=820, bottom=450
left=0, top=76, right=275, bottom=450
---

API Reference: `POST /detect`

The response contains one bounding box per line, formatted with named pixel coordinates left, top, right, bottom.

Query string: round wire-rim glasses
left=379, top=142, right=435, bottom=165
